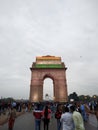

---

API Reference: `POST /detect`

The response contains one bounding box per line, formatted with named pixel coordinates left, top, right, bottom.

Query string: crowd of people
left=0, top=100, right=98, bottom=130
left=33, top=101, right=98, bottom=130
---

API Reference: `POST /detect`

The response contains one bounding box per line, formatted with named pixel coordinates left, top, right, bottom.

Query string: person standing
left=8, top=107, right=16, bottom=130
left=42, top=105, right=51, bottom=130
left=94, top=102, right=98, bottom=130
left=70, top=105, right=85, bottom=130
left=60, top=106, right=74, bottom=130
left=80, top=103, right=87, bottom=122
left=55, top=104, right=62, bottom=130
left=33, top=104, right=43, bottom=130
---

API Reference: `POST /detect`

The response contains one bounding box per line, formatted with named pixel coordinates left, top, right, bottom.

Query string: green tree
left=68, top=92, right=79, bottom=102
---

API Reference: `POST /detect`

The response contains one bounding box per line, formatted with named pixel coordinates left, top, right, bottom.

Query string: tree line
left=68, top=92, right=98, bottom=102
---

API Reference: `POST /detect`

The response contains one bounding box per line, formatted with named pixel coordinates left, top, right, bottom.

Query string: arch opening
left=43, top=78, right=54, bottom=101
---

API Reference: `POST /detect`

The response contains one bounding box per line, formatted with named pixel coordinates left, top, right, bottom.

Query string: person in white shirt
left=70, top=105, right=85, bottom=130
left=60, top=106, right=74, bottom=130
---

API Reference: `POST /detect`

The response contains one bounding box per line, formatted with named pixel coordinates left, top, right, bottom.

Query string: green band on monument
left=35, top=64, right=63, bottom=68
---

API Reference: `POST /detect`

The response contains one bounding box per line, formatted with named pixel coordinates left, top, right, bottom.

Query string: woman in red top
left=42, top=105, right=51, bottom=130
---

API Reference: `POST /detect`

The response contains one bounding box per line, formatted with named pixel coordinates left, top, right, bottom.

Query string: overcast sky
left=0, top=0, right=98, bottom=99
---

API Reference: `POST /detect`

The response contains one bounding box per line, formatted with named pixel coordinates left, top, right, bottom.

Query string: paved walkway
left=89, top=114, right=98, bottom=127
left=0, top=112, right=97, bottom=130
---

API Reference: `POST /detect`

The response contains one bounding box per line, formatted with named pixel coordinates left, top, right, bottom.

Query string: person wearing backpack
left=55, top=104, right=62, bottom=130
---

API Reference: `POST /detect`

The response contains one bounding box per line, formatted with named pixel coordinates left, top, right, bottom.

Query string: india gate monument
left=29, top=55, right=68, bottom=102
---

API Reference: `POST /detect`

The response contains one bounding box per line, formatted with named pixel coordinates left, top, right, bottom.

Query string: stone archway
left=29, top=55, right=68, bottom=102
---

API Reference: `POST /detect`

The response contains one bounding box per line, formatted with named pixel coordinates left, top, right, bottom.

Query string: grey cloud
left=0, top=0, right=98, bottom=99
